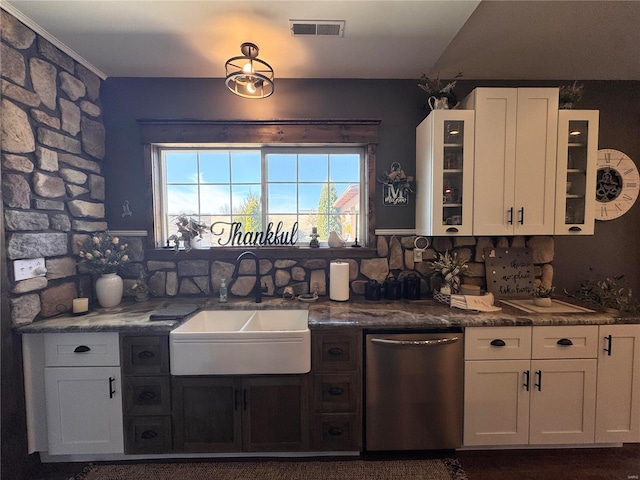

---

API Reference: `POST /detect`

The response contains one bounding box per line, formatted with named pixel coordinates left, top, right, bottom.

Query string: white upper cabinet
left=554, top=110, right=599, bottom=235
left=461, top=88, right=559, bottom=236
left=416, top=110, right=475, bottom=236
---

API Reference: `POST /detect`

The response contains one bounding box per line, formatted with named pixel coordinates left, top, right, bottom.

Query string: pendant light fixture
left=225, top=42, right=274, bottom=99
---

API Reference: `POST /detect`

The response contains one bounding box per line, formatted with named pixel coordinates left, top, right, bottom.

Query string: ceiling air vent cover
left=290, top=20, right=345, bottom=37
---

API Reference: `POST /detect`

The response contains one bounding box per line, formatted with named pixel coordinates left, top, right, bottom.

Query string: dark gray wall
left=101, top=78, right=640, bottom=296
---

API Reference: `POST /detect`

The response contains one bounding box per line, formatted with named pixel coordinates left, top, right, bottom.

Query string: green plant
left=559, top=81, right=584, bottom=106
left=77, top=231, right=129, bottom=274
left=569, top=269, right=638, bottom=313
left=174, top=213, right=208, bottom=238
left=430, top=250, right=469, bottom=278
left=533, top=284, right=555, bottom=298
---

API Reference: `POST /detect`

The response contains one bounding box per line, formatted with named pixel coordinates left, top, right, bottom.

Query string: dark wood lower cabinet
left=172, top=375, right=309, bottom=453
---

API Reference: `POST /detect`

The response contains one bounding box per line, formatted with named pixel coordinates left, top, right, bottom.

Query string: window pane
left=166, top=185, right=198, bottom=215
left=268, top=184, right=297, bottom=214
left=232, top=185, right=261, bottom=219
left=333, top=183, right=360, bottom=214
left=266, top=215, right=300, bottom=243
left=299, top=154, right=328, bottom=182
left=199, top=152, right=230, bottom=183
left=200, top=185, right=230, bottom=215
left=267, top=154, right=297, bottom=182
left=231, top=151, right=261, bottom=183
left=166, top=152, right=197, bottom=183
left=298, top=183, right=324, bottom=211
left=330, top=154, right=360, bottom=182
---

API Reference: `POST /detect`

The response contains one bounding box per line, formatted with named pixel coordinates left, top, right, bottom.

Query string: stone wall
left=1, top=10, right=107, bottom=324
left=137, top=235, right=554, bottom=300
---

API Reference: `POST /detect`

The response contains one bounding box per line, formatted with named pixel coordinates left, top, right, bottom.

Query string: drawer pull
left=137, top=350, right=155, bottom=359
left=140, top=430, right=158, bottom=440
left=490, top=339, right=506, bottom=347
left=138, top=390, right=157, bottom=401
left=328, top=347, right=344, bottom=356
left=328, top=387, right=344, bottom=396
left=557, top=338, right=573, bottom=346
left=569, top=226, right=582, bottom=232
left=328, top=427, right=344, bottom=436
left=445, top=227, right=459, bottom=233
left=74, top=345, right=91, bottom=353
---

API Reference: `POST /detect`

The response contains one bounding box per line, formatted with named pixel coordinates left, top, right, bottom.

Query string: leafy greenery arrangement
left=559, top=81, right=584, bottom=108
left=430, top=250, right=469, bottom=277
left=174, top=214, right=208, bottom=238
left=77, top=231, right=129, bottom=274
left=533, top=284, right=555, bottom=298
left=418, top=71, right=463, bottom=108
left=568, top=269, right=638, bottom=313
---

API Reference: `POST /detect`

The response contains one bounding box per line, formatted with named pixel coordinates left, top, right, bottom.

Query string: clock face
left=595, top=149, right=639, bottom=221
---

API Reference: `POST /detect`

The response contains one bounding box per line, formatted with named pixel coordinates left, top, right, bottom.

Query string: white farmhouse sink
left=170, top=309, right=310, bottom=375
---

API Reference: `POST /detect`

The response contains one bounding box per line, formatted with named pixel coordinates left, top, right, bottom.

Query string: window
left=159, top=147, right=365, bottom=247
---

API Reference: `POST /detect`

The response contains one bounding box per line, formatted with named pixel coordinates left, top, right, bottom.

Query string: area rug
left=73, top=458, right=468, bottom=480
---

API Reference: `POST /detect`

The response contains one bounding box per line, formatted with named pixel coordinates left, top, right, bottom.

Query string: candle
left=72, top=298, right=89, bottom=314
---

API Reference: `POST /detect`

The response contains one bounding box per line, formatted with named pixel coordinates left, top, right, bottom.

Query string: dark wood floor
left=26, top=444, right=640, bottom=480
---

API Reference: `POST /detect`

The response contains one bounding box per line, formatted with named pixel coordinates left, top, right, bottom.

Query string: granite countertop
left=14, top=295, right=639, bottom=334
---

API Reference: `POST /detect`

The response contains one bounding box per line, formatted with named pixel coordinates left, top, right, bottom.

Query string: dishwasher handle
left=370, top=336, right=460, bottom=347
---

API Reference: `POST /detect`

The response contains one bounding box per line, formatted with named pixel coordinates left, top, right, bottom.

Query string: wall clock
left=595, top=148, right=639, bottom=220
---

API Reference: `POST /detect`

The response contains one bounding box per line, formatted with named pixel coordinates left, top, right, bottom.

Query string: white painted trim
left=1, top=3, right=108, bottom=80
left=374, top=229, right=416, bottom=236
left=109, top=230, right=148, bottom=237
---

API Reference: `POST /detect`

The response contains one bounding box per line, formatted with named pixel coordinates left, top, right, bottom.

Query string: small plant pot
left=533, top=297, right=552, bottom=307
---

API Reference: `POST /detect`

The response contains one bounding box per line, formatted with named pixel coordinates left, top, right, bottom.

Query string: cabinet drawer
left=532, top=326, right=598, bottom=359
left=124, top=376, right=171, bottom=415
left=313, top=373, right=359, bottom=413
left=44, top=332, right=120, bottom=367
left=312, top=331, right=360, bottom=372
left=121, top=335, right=169, bottom=375
left=465, top=327, right=532, bottom=360
left=124, top=416, right=172, bottom=454
left=311, top=413, right=361, bottom=451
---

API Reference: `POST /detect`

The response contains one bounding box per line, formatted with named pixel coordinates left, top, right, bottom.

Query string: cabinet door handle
left=535, top=370, right=542, bottom=391
left=109, top=377, right=116, bottom=398
left=328, top=347, right=344, bottom=356
left=234, top=389, right=239, bottom=411
left=328, top=427, right=344, bottom=436
left=138, top=390, right=157, bottom=401
left=523, top=370, right=530, bottom=391
left=74, top=345, right=91, bottom=353
left=137, top=350, right=155, bottom=359
left=490, top=339, right=506, bottom=347
left=557, top=338, right=573, bottom=346
left=446, top=227, right=459, bottom=233
left=507, top=207, right=514, bottom=225
left=328, top=387, right=344, bottom=396
left=140, top=429, right=158, bottom=440
left=569, top=226, right=582, bottom=232
left=518, top=207, right=525, bottom=225
left=604, top=334, right=613, bottom=356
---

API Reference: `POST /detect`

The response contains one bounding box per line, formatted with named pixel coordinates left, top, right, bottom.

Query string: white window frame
left=156, top=145, right=367, bottom=248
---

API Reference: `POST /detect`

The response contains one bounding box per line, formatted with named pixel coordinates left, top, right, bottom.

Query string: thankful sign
left=484, top=247, right=534, bottom=297
left=210, top=221, right=298, bottom=246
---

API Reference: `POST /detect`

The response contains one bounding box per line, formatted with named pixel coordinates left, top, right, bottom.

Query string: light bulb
left=243, top=62, right=253, bottom=74
left=569, top=129, right=581, bottom=136
left=246, top=82, right=256, bottom=94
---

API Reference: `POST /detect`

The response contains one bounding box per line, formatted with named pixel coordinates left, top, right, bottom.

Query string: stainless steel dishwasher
left=365, top=329, right=464, bottom=451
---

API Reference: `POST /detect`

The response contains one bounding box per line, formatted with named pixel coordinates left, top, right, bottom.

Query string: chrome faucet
left=232, top=251, right=267, bottom=303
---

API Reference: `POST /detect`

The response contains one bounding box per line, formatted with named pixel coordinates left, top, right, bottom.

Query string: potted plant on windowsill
left=533, top=284, right=555, bottom=307
left=169, top=214, right=209, bottom=252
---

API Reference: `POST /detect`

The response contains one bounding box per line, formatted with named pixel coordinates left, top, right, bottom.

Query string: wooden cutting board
left=484, top=247, right=535, bottom=298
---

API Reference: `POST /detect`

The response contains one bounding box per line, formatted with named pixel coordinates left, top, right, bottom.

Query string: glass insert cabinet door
left=416, top=110, right=475, bottom=236
left=554, top=110, right=599, bottom=235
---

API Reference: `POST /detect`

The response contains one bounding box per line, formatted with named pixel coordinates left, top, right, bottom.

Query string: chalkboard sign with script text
left=484, top=247, right=534, bottom=298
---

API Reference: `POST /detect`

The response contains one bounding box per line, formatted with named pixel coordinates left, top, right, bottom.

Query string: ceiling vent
left=289, top=20, right=345, bottom=37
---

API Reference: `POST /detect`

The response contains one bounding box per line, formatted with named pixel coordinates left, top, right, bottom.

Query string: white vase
left=95, top=273, right=123, bottom=308
left=189, top=236, right=203, bottom=250
left=533, top=297, right=552, bottom=307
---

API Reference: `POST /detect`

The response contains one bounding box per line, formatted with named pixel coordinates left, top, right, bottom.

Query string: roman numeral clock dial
left=595, top=149, right=639, bottom=220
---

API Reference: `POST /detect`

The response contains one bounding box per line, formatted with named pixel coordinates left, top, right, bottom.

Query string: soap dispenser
left=219, top=278, right=228, bottom=303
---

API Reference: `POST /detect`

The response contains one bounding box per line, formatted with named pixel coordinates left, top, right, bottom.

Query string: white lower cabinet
left=464, top=326, right=599, bottom=447
left=25, top=332, right=124, bottom=455
left=595, top=325, right=640, bottom=443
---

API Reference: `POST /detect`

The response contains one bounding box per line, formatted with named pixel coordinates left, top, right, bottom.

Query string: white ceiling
left=4, top=1, right=640, bottom=81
